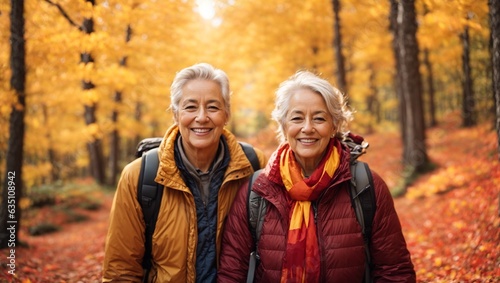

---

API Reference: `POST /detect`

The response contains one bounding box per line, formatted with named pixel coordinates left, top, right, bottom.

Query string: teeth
left=301, top=139, right=316, bottom=143
left=193, top=128, right=210, bottom=133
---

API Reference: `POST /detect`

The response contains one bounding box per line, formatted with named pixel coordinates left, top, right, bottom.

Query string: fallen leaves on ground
left=1, top=193, right=110, bottom=283
left=362, top=118, right=499, bottom=282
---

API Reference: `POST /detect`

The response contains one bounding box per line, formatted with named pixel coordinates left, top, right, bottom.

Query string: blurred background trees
left=0, top=0, right=495, bottom=193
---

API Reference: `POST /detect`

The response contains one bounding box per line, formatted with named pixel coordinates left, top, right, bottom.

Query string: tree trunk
left=311, top=45, right=319, bottom=71
left=422, top=4, right=436, bottom=128
left=0, top=0, right=26, bottom=249
left=390, top=0, right=429, bottom=177
left=423, top=49, right=437, bottom=127
left=108, top=25, right=132, bottom=186
left=490, top=0, right=500, bottom=160
left=367, top=65, right=380, bottom=133
left=461, top=13, right=476, bottom=127
left=108, top=91, right=121, bottom=186
left=43, top=104, right=59, bottom=181
left=389, top=0, right=406, bottom=148
left=332, top=0, right=348, bottom=95
left=84, top=100, right=105, bottom=184
left=133, top=101, right=143, bottom=156
left=81, top=0, right=105, bottom=184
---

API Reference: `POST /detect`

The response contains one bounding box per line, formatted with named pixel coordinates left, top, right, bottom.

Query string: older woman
left=102, top=63, right=266, bottom=283
left=218, top=71, right=415, bottom=282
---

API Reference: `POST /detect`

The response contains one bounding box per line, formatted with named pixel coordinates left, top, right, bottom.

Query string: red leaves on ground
left=1, top=198, right=110, bottom=283
left=396, top=124, right=500, bottom=282
left=363, top=119, right=499, bottom=282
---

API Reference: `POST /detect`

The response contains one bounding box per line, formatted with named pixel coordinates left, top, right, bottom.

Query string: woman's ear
left=172, top=111, right=179, bottom=125
left=331, top=126, right=337, bottom=138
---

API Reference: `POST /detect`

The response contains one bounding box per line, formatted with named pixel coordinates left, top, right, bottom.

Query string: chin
left=189, top=140, right=217, bottom=149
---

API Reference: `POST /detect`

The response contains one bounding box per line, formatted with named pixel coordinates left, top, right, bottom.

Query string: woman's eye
left=184, top=105, right=197, bottom=111
left=290, top=116, right=303, bottom=122
left=314, top=117, right=326, bottom=122
left=208, top=105, right=220, bottom=111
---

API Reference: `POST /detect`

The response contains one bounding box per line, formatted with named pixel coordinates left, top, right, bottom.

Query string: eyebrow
left=181, top=99, right=223, bottom=105
left=290, top=109, right=328, bottom=115
left=206, top=99, right=223, bottom=105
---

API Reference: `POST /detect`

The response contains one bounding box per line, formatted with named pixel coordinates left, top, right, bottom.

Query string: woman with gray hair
left=103, top=63, right=266, bottom=283
left=218, top=71, right=415, bottom=282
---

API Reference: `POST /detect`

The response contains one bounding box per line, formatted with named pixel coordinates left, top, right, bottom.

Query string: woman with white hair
left=103, top=63, right=266, bottom=283
left=218, top=70, right=415, bottom=282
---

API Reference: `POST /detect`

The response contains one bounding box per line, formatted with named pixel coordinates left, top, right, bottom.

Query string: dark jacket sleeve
left=370, top=171, right=416, bottom=282
left=218, top=180, right=254, bottom=283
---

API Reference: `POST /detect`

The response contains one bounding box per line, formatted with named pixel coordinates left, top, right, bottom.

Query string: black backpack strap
left=246, top=169, right=266, bottom=283
left=349, top=160, right=376, bottom=283
left=136, top=137, right=163, bottom=158
left=137, top=147, right=164, bottom=283
left=239, top=141, right=260, bottom=171
left=240, top=141, right=265, bottom=243
left=247, top=169, right=265, bottom=244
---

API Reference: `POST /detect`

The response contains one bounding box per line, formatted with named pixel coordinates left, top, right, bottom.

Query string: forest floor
left=1, top=115, right=499, bottom=283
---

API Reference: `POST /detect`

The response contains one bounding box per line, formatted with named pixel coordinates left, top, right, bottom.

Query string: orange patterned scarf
left=279, top=139, right=340, bottom=283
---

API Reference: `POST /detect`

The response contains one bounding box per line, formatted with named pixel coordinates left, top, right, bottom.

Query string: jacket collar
left=154, top=124, right=254, bottom=189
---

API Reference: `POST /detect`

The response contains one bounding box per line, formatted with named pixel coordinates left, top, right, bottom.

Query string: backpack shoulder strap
left=137, top=147, right=164, bottom=282
left=350, top=160, right=376, bottom=238
left=247, top=169, right=266, bottom=243
left=239, top=141, right=260, bottom=172
left=136, top=137, right=163, bottom=158
left=349, top=160, right=376, bottom=283
left=246, top=168, right=266, bottom=283
left=240, top=141, right=265, bottom=242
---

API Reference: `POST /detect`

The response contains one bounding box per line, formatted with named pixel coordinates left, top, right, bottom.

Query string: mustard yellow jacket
left=102, top=125, right=266, bottom=282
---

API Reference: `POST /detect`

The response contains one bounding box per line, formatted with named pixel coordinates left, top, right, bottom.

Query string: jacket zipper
left=313, top=188, right=328, bottom=282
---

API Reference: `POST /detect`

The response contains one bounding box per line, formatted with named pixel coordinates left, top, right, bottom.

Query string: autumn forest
left=1, top=0, right=500, bottom=282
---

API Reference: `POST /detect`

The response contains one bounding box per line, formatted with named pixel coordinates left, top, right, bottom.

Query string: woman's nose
left=301, top=119, right=314, bottom=133
left=195, top=108, right=209, bottom=122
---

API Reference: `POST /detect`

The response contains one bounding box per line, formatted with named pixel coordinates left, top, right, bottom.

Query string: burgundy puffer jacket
left=218, top=145, right=416, bottom=282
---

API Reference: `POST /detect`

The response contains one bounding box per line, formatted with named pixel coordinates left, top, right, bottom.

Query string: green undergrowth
left=22, top=179, right=109, bottom=236
left=391, top=161, right=438, bottom=198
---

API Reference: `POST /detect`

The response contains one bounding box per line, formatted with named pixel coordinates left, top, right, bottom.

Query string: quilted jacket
left=102, top=125, right=267, bottom=283
left=218, top=143, right=416, bottom=282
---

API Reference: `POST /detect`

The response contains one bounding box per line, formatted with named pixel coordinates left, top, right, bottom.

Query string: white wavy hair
left=169, top=63, right=231, bottom=120
left=271, top=70, right=353, bottom=142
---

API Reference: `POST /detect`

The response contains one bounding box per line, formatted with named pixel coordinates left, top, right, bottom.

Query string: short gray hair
left=170, top=63, right=231, bottom=118
left=271, top=70, right=353, bottom=142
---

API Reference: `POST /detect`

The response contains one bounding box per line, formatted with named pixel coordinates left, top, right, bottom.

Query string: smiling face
left=175, top=79, right=229, bottom=154
left=284, top=88, right=336, bottom=173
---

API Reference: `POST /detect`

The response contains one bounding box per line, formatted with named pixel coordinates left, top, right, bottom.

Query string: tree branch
left=43, top=0, right=82, bottom=31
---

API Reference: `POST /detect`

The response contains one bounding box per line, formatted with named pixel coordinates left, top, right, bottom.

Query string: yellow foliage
left=23, top=162, right=53, bottom=188
left=85, top=123, right=103, bottom=141
left=19, top=197, right=32, bottom=210
left=82, top=88, right=99, bottom=105
left=0, top=0, right=493, bottom=185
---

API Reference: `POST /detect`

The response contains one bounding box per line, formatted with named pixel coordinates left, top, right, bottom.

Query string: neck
left=179, top=139, right=220, bottom=173
left=187, top=149, right=217, bottom=172
left=296, top=155, right=325, bottom=178
left=301, top=167, right=314, bottom=178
